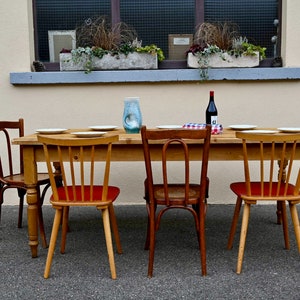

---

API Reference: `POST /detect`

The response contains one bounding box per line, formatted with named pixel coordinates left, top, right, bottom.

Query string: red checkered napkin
left=183, top=123, right=223, bottom=134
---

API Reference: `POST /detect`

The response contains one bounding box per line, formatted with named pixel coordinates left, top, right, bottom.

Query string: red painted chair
left=227, top=131, right=300, bottom=274
left=38, top=134, right=122, bottom=279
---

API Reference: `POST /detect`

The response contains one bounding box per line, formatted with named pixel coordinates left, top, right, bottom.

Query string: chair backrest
left=236, top=131, right=300, bottom=199
left=141, top=125, right=211, bottom=206
left=0, top=119, right=24, bottom=177
left=37, top=134, right=119, bottom=202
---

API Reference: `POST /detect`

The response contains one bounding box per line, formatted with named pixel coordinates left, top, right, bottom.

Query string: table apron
left=32, top=143, right=299, bottom=162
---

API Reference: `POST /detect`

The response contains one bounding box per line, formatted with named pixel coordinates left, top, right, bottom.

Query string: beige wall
left=1, top=0, right=300, bottom=205
left=282, top=1, right=300, bottom=66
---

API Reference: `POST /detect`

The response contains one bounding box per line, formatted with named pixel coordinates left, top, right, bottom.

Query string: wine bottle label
left=211, top=116, right=218, bottom=125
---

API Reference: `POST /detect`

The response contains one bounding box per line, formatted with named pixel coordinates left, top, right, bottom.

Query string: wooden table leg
left=26, top=185, right=39, bottom=257
left=23, top=146, right=39, bottom=257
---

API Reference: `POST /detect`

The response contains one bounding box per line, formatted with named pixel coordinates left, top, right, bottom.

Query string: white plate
left=72, top=131, right=107, bottom=138
left=229, top=124, right=257, bottom=130
left=242, top=130, right=278, bottom=134
left=89, top=125, right=118, bottom=131
left=36, top=128, right=67, bottom=134
left=278, top=127, right=300, bottom=133
left=156, top=125, right=183, bottom=129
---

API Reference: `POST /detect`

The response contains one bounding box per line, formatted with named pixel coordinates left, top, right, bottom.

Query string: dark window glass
left=36, top=0, right=110, bottom=61
left=120, top=0, right=195, bottom=58
left=205, top=0, right=278, bottom=58
left=35, top=0, right=279, bottom=63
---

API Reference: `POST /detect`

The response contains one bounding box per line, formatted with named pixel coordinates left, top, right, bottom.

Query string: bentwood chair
left=0, top=119, right=50, bottom=248
left=141, top=125, right=211, bottom=277
left=38, top=134, right=122, bottom=279
left=227, top=131, right=300, bottom=274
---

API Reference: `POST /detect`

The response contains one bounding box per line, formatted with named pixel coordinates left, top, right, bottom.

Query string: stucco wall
left=282, top=1, right=300, bottom=66
left=1, top=0, right=300, bottom=205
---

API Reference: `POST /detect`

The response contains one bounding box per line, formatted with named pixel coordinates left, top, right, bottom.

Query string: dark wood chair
left=38, top=134, right=122, bottom=279
left=141, top=125, right=211, bottom=277
left=0, top=119, right=50, bottom=248
left=227, top=131, right=300, bottom=274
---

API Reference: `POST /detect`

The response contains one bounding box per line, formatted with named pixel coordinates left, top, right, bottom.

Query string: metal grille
left=35, top=0, right=278, bottom=62
left=205, top=0, right=278, bottom=58
left=36, top=0, right=110, bottom=61
left=120, top=0, right=195, bottom=59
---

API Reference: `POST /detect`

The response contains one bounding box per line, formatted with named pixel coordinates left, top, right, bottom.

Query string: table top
left=13, top=128, right=239, bottom=146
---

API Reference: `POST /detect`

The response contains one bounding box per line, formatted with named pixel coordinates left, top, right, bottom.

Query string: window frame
left=32, top=0, right=281, bottom=71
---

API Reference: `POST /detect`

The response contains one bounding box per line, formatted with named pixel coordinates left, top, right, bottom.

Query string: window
left=33, top=0, right=280, bottom=68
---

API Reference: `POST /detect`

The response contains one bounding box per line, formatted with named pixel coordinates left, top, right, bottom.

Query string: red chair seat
left=50, top=185, right=120, bottom=202
left=231, top=182, right=296, bottom=198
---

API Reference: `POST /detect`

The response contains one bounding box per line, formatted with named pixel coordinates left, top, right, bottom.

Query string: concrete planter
left=187, top=52, right=259, bottom=68
left=60, top=52, right=158, bottom=71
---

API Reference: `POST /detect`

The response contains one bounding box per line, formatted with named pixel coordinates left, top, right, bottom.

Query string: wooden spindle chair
left=38, top=134, right=122, bottom=279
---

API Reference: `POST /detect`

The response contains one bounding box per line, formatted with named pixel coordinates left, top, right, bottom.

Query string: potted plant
left=186, top=22, right=266, bottom=79
left=60, top=16, right=165, bottom=72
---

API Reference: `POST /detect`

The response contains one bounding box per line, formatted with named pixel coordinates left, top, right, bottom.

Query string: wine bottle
left=205, top=91, right=218, bottom=125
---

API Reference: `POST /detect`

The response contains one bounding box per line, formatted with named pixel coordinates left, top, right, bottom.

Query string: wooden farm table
left=12, top=128, right=291, bottom=257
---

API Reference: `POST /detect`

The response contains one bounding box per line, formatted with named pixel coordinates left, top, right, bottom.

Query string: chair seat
left=2, top=172, right=50, bottom=187
left=50, top=185, right=120, bottom=205
left=230, top=181, right=296, bottom=199
left=153, top=184, right=201, bottom=205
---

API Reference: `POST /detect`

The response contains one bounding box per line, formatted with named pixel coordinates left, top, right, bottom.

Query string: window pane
left=205, top=0, right=278, bottom=58
left=120, top=0, right=195, bottom=59
left=35, top=0, right=279, bottom=63
left=36, top=0, right=111, bottom=61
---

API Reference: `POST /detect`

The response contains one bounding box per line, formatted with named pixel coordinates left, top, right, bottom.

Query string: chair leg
left=38, top=183, right=53, bottom=248
left=144, top=201, right=156, bottom=251
left=236, top=202, right=251, bottom=274
left=40, top=183, right=51, bottom=205
left=199, top=201, right=207, bottom=276
left=144, top=202, right=150, bottom=250
left=289, top=202, right=300, bottom=252
left=101, top=207, right=117, bottom=279
left=37, top=200, right=48, bottom=248
left=60, top=206, right=69, bottom=254
left=17, top=188, right=26, bottom=228
left=108, top=204, right=122, bottom=254
left=34, top=186, right=48, bottom=248
left=44, top=207, right=63, bottom=279
left=279, top=201, right=290, bottom=250
left=0, top=190, right=3, bottom=223
left=276, top=200, right=282, bottom=224
left=147, top=206, right=156, bottom=278
left=227, top=196, right=242, bottom=250
left=144, top=217, right=150, bottom=250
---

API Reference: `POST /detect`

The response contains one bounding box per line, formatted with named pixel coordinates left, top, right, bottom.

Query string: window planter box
left=187, top=52, right=259, bottom=68
left=60, top=52, right=158, bottom=71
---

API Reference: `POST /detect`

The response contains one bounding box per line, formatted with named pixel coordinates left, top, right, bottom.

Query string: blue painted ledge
left=10, top=68, right=300, bottom=85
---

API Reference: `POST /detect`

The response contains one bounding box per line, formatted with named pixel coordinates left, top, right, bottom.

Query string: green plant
left=70, top=43, right=164, bottom=73
left=195, top=45, right=225, bottom=80
left=229, top=36, right=266, bottom=59
left=187, top=22, right=267, bottom=80
left=66, top=16, right=165, bottom=73
left=136, top=44, right=165, bottom=62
